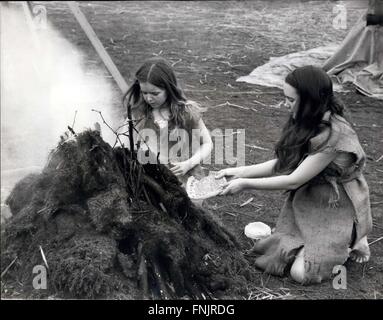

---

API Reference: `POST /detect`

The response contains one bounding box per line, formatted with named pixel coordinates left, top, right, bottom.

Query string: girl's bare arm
left=221, top=152, right=337, bottom=194
left=216, top=159, right=278, bottom=179
left=188, top=118, right=213, bottom=167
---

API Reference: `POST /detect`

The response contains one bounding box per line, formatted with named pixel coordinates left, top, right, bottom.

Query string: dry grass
left=248, top=286, right=295, bottom=300
left=2, top=1, right=382, bottom=300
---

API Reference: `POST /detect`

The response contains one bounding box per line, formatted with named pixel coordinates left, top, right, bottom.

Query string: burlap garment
left=251, top=113, right=372, bottom=284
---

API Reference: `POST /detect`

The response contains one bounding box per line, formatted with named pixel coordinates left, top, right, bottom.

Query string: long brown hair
left=123, top=58, right=203, bottom=128
left=274, top=66, right=346, bottom=173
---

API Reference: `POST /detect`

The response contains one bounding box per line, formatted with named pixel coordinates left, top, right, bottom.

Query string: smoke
left=1, top=5, right=122, bottom=197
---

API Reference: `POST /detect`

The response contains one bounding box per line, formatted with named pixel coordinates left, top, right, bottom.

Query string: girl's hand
left=220, top=178, right=246, bottom=195
left=215, top=167, right=244, bottom=179
left=170, top=161, right=193, bottom=177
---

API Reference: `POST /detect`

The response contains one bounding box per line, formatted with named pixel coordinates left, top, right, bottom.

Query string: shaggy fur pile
left=1, top=130, right=252, bottom=299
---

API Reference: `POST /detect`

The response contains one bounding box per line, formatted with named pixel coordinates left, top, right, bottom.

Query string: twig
left=67, top=125, right=76, bottom=136
left=150, top=39, right=176, bottom=44
left=269, top=101, right=283, bottom=109
left=245, top=144, right=270, bottom=151
left=71, top=110, right=78, bottom=129
left=39, top=245, right=49, bottom=269
left=213, top=130, right=243, bottom=137
left=250, top=286, right=292, bottom=300
left=152, top=50, right=163, bottom=56
left=248, top=206, right=263, bottom=214
left=240, top=197, right=254, bottom=207
left=252, top=99, right=269, bottom=107
left=92, top=109, right=127, bottom=149
left=376, top=155, right=383, bottom=162
left=228, top=91, right=262, bottom=94
left=171, top=58, right=182, bottom=67
left=115, top=117, right=144, bottom=132
left=224, top=211, right=237, bottom=217
left=210, top=102, right=229, bottom=108
left=210, top=101, right=250, bottom=110
left=159, top=202, right=167, bottom=213
left=369, top=236, right=383, bottom=246
left=183, top=89, right=218, bottom=93
left=94, top=105, right=158, bottom=209
left=1, top=257, right=18, bottom=278
left=92, top=109, right=117, bottom=135
left=228, top=102, right=249, bottom=110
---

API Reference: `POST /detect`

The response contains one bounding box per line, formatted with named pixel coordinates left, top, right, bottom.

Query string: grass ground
left=2, top=1, right=382, bottom=299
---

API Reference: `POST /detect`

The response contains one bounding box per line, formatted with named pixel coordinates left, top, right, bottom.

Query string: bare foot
left=349, top=236, right=370, bottom=263
left=290, top=248, right=305, bottom=283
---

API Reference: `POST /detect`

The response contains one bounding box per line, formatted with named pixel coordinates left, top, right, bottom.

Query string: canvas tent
left=237, top=0, right=383, bottom=100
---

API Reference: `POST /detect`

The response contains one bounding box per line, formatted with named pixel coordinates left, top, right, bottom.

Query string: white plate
left=186, top=173, right=226, bottom=200
left=244, top=222, right=271, bottom=240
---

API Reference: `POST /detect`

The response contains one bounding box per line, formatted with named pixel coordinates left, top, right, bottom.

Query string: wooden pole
left=67, top=1, right=135, bottom=154
left=67, top=1, right=129, bottom=94
left=20, top=1, right=43, bottom=80
left=21, top=2, right=40, bottom=47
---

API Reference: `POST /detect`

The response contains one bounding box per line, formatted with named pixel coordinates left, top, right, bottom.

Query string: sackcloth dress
left=132, top=101, right=206, bottom=187
left=251, top=111, right=372, bottom=284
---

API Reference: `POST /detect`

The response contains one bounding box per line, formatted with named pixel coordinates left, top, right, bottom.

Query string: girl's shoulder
left=182, top=100, right=207, bottom=125
left=184, top=100, right=207, bottom=115
left=309, top=113, right=361, bottom=155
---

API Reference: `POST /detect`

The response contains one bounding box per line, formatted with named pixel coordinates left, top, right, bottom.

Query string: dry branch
left=240, top=197, right=254, bottom=207
left=245, top=144, right=270, bottom=151
left=1, top=257, right=17, bottom=279
left=369, top=236, right=383, bottom=246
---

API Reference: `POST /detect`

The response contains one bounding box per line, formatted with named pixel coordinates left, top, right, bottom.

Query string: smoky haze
left=1, top=5, right=122, bottom=200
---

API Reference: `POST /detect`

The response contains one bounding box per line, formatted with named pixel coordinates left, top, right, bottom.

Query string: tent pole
left=67, top=1, right=135, bottom=155
left=67, top=1, right=129, bottom=94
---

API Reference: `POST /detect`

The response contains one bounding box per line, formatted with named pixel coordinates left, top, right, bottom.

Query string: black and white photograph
left=1, top=0, right=382, bottom=309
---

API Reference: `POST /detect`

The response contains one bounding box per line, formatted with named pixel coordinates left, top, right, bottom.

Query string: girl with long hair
left=216, top=65, right=372, bottom=284
left=121, top=57, right=213, bottom=186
